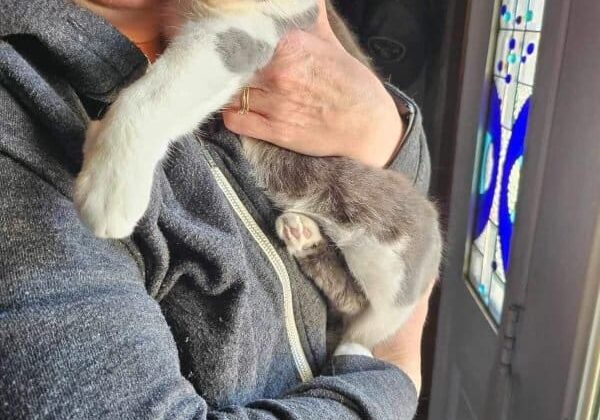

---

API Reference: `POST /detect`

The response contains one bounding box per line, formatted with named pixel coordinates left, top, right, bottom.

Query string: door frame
left=429, top=0, right=600, bottom=418
left=506, top=0, right=600, bottom=417
left=428, top=0, right=501, bottom=415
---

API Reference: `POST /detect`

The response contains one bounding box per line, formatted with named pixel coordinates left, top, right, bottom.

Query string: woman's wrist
left=373, top=331, right=423, bottom=394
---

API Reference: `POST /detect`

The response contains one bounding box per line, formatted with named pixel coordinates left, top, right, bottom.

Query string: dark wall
left=335, top=0, right=431, bottom=105
left=333, top=0, right=466, bottom=208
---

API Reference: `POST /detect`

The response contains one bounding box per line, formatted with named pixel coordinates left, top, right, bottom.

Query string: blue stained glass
left=474, top=85, right=501, bottom=239
left=466, top=0, right=546, bottom=324
left=499, top=100, right=529, bottom=272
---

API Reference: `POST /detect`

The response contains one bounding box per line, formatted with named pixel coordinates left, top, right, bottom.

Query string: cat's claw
left=276, top=213, right=323, bottom=258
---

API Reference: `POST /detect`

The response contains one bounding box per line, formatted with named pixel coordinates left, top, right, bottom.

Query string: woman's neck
left=74, top=0, right=164, bottom=61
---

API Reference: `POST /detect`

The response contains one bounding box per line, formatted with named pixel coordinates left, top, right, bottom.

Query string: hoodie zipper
left=199, top=144, right=314, bottom=383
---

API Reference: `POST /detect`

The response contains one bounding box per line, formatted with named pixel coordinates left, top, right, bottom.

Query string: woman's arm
left=0, top=148, right=418, bottom=419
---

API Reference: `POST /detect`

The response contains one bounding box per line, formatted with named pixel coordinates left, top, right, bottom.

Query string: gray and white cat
left=74, top=0, right=442, bottom=352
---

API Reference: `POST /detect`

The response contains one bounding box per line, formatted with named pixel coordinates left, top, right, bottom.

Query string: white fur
left=337, top=236, right=415, bottom=348
left=334, top=343, right=373, bottom=358
left=75, top=3, right=315, bottom=238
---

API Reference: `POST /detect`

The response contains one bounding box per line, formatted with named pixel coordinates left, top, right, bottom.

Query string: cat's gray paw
left=276, top=212, right=323, bottom=258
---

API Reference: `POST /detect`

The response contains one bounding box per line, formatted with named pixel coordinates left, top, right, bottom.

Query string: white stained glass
left=466, top=0, right=546, bottom=325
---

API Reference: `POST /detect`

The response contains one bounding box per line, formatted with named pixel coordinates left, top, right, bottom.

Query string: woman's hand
left=223, top=0, right=404, bottom=168
left=373, top=283, right=435, bottom=394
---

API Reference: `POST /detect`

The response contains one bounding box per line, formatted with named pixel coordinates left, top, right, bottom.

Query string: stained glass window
left=466, top=0, right=546, bottom=324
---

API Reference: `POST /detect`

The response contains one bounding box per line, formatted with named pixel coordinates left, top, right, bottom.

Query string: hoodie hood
left=0, top=0, right=147, bottom=102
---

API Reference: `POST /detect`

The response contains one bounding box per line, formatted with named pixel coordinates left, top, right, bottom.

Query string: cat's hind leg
left=276, top=212, right=367, bottom=316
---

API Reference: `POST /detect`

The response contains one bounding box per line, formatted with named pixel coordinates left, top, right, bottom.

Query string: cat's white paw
left=75, top=176, right=150, bottom=239
left=74, top=122, right=153, bottom=239
left=74, top=166, right=152, bottom=239
left=276, top=212, right=323, bottom=257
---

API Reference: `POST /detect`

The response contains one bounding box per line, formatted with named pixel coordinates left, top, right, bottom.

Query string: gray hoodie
left=0, top=1, right=431, bottom=418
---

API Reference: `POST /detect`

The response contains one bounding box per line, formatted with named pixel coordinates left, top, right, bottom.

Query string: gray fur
left=243, top=135, right=442, bottom=347
left=239, top=4, right=442, bottom=348
left=295, top=239, right=367, bottom=316
left=324, top=2, right=371, bottom=67
left=395, top=213, right=442, bottom=306
left=216, top=29, right=273, bottom=73
left=214, top=5, right=320, bottom=75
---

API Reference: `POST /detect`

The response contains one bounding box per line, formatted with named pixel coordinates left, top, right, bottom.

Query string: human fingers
left=222, top=108, right=303, bottom=150
left=226, top=87, right=274, bottom=117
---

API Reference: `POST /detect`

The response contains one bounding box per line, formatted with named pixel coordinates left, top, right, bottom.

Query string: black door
left=428, top=0, right=600, bottom=419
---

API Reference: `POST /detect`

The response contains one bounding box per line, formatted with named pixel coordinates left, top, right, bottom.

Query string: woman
left=0, top=0, right=433, bottom=418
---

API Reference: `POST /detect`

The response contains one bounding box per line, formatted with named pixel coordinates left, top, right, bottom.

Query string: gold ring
left=238, top=87, right=251, bottom=115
